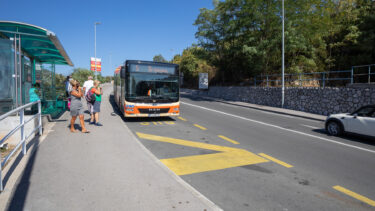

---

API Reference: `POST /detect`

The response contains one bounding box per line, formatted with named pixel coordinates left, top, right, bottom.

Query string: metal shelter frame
left=0, top=21, right=73, bottom=115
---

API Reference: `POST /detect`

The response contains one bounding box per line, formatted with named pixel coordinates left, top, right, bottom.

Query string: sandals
left=82, top=130, right=90, bottom=133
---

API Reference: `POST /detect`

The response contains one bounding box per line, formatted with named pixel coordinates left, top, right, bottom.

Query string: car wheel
left=326, top=121, right=343, bottom=136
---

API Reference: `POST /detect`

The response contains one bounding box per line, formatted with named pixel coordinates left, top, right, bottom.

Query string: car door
left=347, top=106, right=375, bottom=136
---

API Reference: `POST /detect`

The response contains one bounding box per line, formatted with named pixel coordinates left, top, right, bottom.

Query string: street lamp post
left=281, top=0, right=285, bottom=108
left=94, top=22, right=101, bottom=79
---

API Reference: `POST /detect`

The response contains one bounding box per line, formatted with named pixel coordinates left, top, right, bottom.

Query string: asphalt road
left=125, top=94, right=375, bottom=211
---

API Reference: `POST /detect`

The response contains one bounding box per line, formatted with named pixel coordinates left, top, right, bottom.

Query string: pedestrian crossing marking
left=136, top=132, right=269, bottom=175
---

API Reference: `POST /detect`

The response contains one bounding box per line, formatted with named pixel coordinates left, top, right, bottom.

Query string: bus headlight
left=126, top=108, right=134, bottom=112
left=173, top=107, right=179, bottom=111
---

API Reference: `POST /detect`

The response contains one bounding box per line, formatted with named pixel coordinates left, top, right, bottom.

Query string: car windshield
left=126, top=72, right=179, bottom=103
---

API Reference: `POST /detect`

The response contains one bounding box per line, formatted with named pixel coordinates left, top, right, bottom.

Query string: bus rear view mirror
left=120, top=67, right=126, bottom=78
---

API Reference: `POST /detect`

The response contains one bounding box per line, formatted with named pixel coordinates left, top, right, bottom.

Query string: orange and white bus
left=113, top=60, right=180, bottom=117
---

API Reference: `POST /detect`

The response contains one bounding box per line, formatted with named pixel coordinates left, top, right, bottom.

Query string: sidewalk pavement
left=2, top=84, right=221, bottom=211
left=180, top=91, right=326, bottom=122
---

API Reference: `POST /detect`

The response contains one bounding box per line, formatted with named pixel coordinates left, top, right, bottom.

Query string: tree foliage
left=153, top=54, right=168, bottom=63
left=71, top=68, right=112, bottom=85
left=192, top=0, right=375, bottom=84
left=171, top=46, right=216, bottom=88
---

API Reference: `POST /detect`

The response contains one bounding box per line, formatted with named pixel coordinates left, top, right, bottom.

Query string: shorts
left=70, top=105, right=84, bottom=116
left=87, top=102, right=94, bottom=114
left=93, top=101, right=101, bottom=113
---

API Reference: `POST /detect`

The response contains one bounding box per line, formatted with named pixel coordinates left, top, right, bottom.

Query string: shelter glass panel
left=0, top=37, right=15, bottom=114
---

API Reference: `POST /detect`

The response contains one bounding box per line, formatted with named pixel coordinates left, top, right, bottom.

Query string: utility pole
left=109, top=52, right=112, bottom=73
left=94, top=22, right=101, bottom=79
left=281, top=0, right=285, bottom=108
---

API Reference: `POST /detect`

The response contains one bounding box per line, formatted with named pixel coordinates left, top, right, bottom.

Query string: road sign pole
left=281, top=0, right=285, bottom=108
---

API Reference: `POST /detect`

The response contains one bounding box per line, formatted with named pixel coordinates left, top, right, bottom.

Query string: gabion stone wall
left=182, top=87, right=375, bottom=116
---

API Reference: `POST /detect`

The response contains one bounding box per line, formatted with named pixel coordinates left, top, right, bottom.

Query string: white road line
left=208, top=99, right=322, bottom=122
left=301, top=124, right=320, bottom=130
left=181, top=101, right=375, bottom=154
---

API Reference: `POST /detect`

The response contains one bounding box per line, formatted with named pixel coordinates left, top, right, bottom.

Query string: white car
left=325, top=105, right=375, bottom=137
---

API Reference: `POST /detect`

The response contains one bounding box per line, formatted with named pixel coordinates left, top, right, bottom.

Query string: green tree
left=171, top=54, right=182, bottom=64
left=178, top=47, right=216, bottom=87
left=195, top=0, right=335, bottom=83
left=326, top=0, right=375, bottom=70
left=71, top=68, right=95, bottom=85
left=153, top=54, right=168, bottom=63
left=188, top=0, right=374, bottom=85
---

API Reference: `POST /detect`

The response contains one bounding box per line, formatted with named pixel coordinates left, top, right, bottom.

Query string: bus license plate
left=149, top=114, right=160, bottom=117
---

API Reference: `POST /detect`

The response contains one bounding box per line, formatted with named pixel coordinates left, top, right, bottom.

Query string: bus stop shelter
left=0, top=21, right=73, bottom=118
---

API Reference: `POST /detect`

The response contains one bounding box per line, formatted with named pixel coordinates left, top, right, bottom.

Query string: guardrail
left=0, top=100, right=42, bottom=192
left=252, top=64, right=375, bottom=87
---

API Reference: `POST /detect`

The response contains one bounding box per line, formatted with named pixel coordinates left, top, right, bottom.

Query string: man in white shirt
left=83, top=76, right=94, bottom=116
left=83, top=76, right=94, bottom=95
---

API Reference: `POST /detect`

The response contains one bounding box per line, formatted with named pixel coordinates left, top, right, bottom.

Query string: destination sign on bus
left=129, top=64, right=176, bottom=74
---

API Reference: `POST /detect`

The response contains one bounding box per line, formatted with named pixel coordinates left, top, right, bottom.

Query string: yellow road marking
left=194, top=124, right=207, bottom=130
left=140, top=122, right=149, bottom=126
left=258, top=153, right=293, bottom=168
left=164, top=121, right=175, bottom=125
left=333, top=186, right=375, bottom=207
left=218, top=135, right=240, bottom=145
left=178, top=117, right=187, bottom=121
left=151, top=121, right=163, bottom=125
left=137, top=132, right=237, bottom=152
left=136, top=132, right=268, bottom=175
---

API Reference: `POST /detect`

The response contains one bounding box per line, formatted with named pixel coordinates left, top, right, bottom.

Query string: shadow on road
left=313, top=128, right=375, bottom=147
left=5, top=135, right=40, bottom=211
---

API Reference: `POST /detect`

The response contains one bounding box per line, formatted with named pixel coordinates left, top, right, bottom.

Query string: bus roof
left=126, top=60, right=178, bottom=67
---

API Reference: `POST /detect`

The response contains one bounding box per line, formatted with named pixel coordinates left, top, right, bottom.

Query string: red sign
left=115, top=65, right=122, bottom=74
left=90, top=57, right=101, bottom=72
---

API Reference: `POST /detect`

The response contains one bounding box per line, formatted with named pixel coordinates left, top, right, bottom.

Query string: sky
left=0, top=0, right=214, bottom=76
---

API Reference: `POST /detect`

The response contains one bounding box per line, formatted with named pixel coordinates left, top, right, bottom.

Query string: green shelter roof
left=0, top=21, right=73, bottom=66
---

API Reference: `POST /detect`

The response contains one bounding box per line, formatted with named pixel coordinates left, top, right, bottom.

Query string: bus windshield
left=126, top=72, right=179, bottom=103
